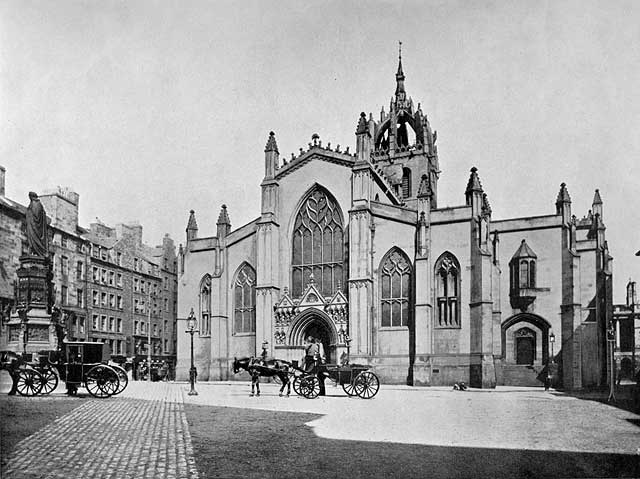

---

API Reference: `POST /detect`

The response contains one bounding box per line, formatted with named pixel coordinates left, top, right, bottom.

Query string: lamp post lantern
left=549, top=331, right=555, bottom=363
left=186, top=308, right=198, bottom=396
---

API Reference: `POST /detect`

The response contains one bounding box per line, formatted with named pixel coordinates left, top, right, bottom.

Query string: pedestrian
left=249, top=357, right=261, bottom=397
left=304, top=336, right=319, bottom=372
left=260, top=341, right=269, bottom=366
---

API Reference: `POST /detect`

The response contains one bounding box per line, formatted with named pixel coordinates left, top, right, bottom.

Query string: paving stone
left=3, top=383, right=199, bottom=479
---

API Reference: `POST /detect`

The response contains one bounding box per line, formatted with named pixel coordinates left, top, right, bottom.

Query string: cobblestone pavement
left=2, top=382, right=199, bottom=479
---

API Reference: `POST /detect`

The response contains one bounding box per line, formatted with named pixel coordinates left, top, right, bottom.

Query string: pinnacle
left=265, top=131, right=278, bottom=153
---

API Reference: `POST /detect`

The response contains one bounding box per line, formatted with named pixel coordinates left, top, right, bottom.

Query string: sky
left=1, top=0, right=639, bottom=302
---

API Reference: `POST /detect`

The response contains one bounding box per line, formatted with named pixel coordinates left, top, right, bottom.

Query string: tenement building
left=0, top=172, right=178, bottom=371
left=177, top=56, right=613, bottom=389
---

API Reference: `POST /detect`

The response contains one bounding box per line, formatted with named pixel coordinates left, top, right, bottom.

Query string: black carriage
left=1, top=342, right=128, bottom=398
left=57, top=342, right=126, bottom=398
left=292, top=361, right=380, bottom=399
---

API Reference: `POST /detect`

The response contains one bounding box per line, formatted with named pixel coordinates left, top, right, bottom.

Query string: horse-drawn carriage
left=1, top=341, right=128, bottom=398
left=233, top=356, right=380, bottom=399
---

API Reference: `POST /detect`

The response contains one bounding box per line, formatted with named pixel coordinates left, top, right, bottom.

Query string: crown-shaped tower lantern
left=358, top=42, right=441, bottom=208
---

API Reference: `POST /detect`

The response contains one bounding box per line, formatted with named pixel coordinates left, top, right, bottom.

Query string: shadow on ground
left=554, top=383, right=640, bottom=415
left=185, top=404, right=640, bottom=479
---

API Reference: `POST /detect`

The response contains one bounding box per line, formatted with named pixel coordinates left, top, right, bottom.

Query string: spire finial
left=395, top=42, right=406, bottom=100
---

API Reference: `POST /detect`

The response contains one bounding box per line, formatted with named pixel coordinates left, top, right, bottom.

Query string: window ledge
left=379, top=326, right=408, bottom=331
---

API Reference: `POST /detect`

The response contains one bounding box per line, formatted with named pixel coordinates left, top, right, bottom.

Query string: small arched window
left=510, top=240, right=537, bottom=291
left=402, top=168, right=412, bottom=198
left=380, top=248, right=412, bottom=328
left=199, top=275, right=211, bottom=336
left=435, top=252, right=461, bottom=328
left=233, top=263, right=256, bottom=334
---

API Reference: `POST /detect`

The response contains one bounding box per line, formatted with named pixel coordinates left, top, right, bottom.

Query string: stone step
left=501, top=364, right=545, bottom=387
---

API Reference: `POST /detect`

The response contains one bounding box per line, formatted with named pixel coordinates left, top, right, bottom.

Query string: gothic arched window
left=380, top=249, right=412, bottom=328
left=233, top=263, right=256, bottom=334
left=435, top=252, right=461, bottom=328
left=199, top=275, right=211, bottom=336
left=291, top=188, right=345, bottom=297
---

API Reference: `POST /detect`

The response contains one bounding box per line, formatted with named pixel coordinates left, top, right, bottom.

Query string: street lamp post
left=546, top=331, right=555, bottom=391
left=186, top=308, right=198, bottom=396
left=607, top=321, right=616, bottom=402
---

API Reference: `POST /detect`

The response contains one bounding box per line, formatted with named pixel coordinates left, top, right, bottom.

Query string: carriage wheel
left=342, top=382, right=357, bottom=396
left=298, top=375, right=320, bottom=399
left=85, top=365, right=119, bottom=398
left=354, top=371, right=380, bottom=399
left=16, top=369, right=44, bottom=396
left=110, top=365, right=129, bottom=395
left=292, top=376, right=303, bottom=396
left=38, top=366, right=59, bottom=395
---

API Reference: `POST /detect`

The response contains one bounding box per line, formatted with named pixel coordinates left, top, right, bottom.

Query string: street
left=1, top=376, right=639, bottom=478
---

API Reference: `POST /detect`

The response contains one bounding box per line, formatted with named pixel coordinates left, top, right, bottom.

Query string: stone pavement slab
left=2, top=382, right=198, bottom=479
left=183, top=381, right=640, bottom=455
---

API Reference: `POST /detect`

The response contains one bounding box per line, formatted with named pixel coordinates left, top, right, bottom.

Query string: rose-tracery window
left=435, top=252, right=460, bottom=328
left=380, top=249, right=412, bottom=328
left=291, top=188, right=345, bottom=297
left=199, top=275, right=211, bottom=336
left=234, top=264, right=256, bottom=334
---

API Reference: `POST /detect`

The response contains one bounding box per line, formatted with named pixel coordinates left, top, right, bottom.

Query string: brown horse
left=232, top=357, right=292, bottom=397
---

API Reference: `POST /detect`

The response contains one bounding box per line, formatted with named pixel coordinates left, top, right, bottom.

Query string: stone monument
left=6, top=192, right=57, bottom=354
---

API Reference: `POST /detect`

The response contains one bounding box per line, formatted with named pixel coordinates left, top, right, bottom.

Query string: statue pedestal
left=6, top=307, right=56, bottom=355
left=5, top=255, right=56, bottom=354
left=16, top=255, right=52, bottom=310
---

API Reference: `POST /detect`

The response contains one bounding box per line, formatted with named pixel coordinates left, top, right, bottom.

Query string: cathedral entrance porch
left=286, top=309, right=337, bottom=365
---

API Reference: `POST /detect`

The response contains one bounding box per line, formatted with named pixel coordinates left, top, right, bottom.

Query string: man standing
left=304, top=336, right=318, bottom=372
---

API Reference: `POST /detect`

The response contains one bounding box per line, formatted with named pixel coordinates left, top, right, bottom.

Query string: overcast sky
left=1, top=0, right=639, bottom=302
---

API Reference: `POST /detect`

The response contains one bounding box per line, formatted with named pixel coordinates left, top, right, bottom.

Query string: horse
left=232, top=357, right=292, bottom=397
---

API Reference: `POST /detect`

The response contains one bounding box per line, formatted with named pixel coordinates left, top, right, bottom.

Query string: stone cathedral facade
left=177, top=56, right=612, bottom=389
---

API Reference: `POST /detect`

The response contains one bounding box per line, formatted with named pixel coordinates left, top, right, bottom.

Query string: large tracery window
left=291, top=188, right=345, bottom=297
left=199, top=275, right=211, bottom=336
left=380, top=249, right=412, bottom=328
left=234, top=263, right=256, bottom=334
left=435, top=252, right=461, bottom=328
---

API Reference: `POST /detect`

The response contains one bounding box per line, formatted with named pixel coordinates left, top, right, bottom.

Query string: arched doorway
left=303, top=320, right=333, bottom=364
left=288, top=309, right=337, bottom=364
left=515, top=327, right=536, bottom=365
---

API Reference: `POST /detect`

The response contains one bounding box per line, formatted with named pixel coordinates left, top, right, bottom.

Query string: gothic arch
left=287, top=183, right=345, bottom=238
left=287, top=308, right=338, bottom=346
left=231, top=262, right=256, bottom=334
left=198, top=274, right=212, bottom=336
left=289, top=184, right=346, bottom=298
left=374, top=115, right=419, bottom=150
left=501, top=313, right=552, bottom=364
left=378, top=247, right=413, bottom=328
left=434, top=251, right=461, bottom=328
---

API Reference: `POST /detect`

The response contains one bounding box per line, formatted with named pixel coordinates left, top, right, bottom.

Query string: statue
left=25, top=192, right=49, bottom=257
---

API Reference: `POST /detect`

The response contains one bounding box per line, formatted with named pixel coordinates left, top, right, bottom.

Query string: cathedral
left=177, top=53, right=613, bottom=390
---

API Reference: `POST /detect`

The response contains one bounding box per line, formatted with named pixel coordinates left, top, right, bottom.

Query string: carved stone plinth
left=16, top=255, right=53, bottom=312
